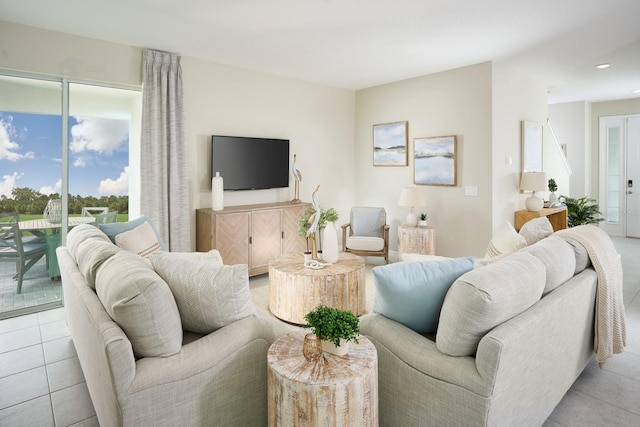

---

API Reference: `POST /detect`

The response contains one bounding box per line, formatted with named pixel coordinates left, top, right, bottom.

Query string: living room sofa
left=361, top=228, right=608, bottom=427
left=57, top=222, right=287, bottom=427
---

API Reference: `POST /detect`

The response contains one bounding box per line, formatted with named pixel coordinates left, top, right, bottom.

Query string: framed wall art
left=522, top=120, right=543, bottom=172
left=373, top=121, right=408, bottom=166
left=414, top=135, right=457, bottom=186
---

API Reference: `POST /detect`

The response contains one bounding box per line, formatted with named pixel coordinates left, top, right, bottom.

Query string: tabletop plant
left=419, top=212, right=428, bottom=221
left=297, top=207, right=339, bottom=237
left=548, top=178, right=558, bottom=192
left=303, top=305, right=360, bottom=347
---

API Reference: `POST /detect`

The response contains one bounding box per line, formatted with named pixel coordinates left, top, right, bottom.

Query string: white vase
left=212, top=172, right=224, bottom=211
left=321, top=339, right=349, bottom=356
left=322, top=222, right=339, bottom=263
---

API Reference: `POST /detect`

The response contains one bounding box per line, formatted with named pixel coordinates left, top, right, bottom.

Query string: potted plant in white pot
left=303, top=305, right=360, bottom=356
left=418, top=212, right=428, bottom=227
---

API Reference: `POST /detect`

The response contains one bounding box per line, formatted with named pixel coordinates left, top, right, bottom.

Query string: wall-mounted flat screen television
left=211, top=135, right=290, bottom=191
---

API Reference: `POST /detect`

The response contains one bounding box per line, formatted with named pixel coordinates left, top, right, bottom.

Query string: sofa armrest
left=360, top=313, right=492, bottom=396
left=130, top=311, right=280, bottom=393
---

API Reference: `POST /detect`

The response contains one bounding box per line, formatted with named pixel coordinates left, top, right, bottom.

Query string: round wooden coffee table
left=268, top=252, right=366, bottom=324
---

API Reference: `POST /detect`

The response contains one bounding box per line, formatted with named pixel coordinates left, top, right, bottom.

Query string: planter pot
left=418, top=220, right=428, bottom=227
left=321, top=339, right=350, bottom=356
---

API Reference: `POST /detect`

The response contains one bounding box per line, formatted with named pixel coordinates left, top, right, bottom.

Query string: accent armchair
left=342, top=207, right=390, bottom=264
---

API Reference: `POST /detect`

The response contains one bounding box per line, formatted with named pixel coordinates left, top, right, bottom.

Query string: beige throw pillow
left=485, top=221, right=527, bottom=258
left=115, top=221, right=161, bottom=258
left=95, top=251, right=183, bottom=358
left=518, top=216, right=554, bottom=245
left=151, top=254, right=256, bottom=334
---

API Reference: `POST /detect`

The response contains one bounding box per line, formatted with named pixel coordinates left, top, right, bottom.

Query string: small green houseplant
left=561, top=195, right=602, bottom=227
left=304, top=305, right=360, bottom=355
left=297, top=207, right=339, bottom=237
left=548, top=178, right=558, bottom=192
left=419, top=212, right=427, bottom=221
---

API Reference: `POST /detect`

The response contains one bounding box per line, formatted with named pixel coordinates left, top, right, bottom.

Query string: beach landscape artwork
left=373, top=121, right=408, bottom=166
left=414, top=135, right=457, bottom=186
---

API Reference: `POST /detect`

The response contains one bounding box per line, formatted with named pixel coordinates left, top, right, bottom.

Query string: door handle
left=628, top=190, right=634, bottom=194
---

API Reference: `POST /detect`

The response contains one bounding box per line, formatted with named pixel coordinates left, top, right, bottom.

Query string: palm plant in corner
left=304, top=305, right=360, bottom=356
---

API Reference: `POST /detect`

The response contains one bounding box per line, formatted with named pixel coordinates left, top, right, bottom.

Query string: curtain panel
left=141, top=49, right=190, bottom=251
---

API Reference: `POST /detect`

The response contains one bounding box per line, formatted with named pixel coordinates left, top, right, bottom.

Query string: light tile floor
left=0, top=236, right=638, bottom=426
left=0, top=258, right=63, bottom=317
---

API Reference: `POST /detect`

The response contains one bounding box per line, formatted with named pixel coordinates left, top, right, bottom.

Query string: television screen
left=211, top=135, right=290, bottom=191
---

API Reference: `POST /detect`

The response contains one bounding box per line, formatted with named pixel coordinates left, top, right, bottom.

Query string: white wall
left=356, top=63, right=493, bottom=257
left=182, top=57, right=356, bottom=246
left=548, top=102, right=590, bottom=198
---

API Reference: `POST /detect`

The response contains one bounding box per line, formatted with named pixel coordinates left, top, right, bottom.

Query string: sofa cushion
left=66, top=223, right=112, bottom=263
left=485, top=221, right=527, bottom=258
left=518, top=216, right=554, bottom=245
left=562, top=237, right=592, bottom=274
left=75, top=238, right=121, bottom=290
left=521, top=235, right=576, bottom=294
left=115, top=221, right=162, bottom=258
left=95, top=250, right=182, bottom=358
left=436, top=251, right=546, bottom=356
left=372, top=257, right=475, bottom=334
left=99, top=215, right=167, bottom=251
left=150, top=253, right=256, bottom=334
left=155, top=249, right=224, bottom=266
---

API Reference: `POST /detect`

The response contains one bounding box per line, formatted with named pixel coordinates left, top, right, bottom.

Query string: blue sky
left=0, top=111, right=129, bottom=198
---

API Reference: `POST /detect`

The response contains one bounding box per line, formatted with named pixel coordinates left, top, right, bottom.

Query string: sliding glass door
left=0, top=73, right=140, bottom=319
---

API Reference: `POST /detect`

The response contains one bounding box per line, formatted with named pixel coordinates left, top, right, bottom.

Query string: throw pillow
left=99, top=215, right=167, bottom=251
left=351, top=207, right=384, bottom=237
left=66, top=223, right=112, bottom=264
left=518, top=216, right=554, bottom=245
left=520, top=235, right=576, bottom=295
left=150, top=253, right=256, bottom=334
left=74, top=238, right=121, bottom=290
left=95, top=250, right=182, bottom=358
left=436, top=251, right=546, bottom=357
left=115, top=221, right=161, bottom=258
left=485, top=221, right=527, bottom=258
left=153, top=249, right=224, bottom=266
left=372, top=257, right=476, bottom=334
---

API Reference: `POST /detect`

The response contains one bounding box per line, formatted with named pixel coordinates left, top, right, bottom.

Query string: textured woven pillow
left=521, top=235, right=576, bottom=294
left=150, top=253, right=256, bottom=334
left=485, top=221, right=527, bottom=258
left=351, top=207, right=384, bottom=237
left=99, top=214, right=167, bottom=251
left=74, top=238, right=121, bottom=290
left=436, top=251, right=546, bottom=356
left=95, top=251, right=182, bottom=358
left=373, top=257, right=475, bottom=333
left=115, top=221, right=162, bottom=258
left=66, top=223, right=112, bottom=263
left=154, top=249, right=224, bottom=266
left=518, top=216, right=554, bottom=245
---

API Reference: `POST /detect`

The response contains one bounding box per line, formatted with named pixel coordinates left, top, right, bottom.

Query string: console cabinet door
left=215, top=212, right=250, bottom=265
left=282, top=204, right=308, bottom=253
left=250, top=209, right=282, bottom=270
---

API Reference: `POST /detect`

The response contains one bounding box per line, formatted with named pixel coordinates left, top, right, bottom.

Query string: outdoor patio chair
left=81, top=207, right=109, bottom=217
left=0, top=221, right=48, bottom=294
left=95, top=211, right=118, bottom=224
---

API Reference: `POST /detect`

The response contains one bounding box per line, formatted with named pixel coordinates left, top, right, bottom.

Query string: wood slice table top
left=269, top=251, right=365, bottom=277
left=269, top=252, right=366, bottom=324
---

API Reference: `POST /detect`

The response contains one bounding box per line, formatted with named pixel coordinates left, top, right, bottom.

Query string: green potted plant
left=297, top=207, right=339, bottom=260
left=548, top=178, right=558, bottom=205
left=418, top=212, right=428, bottom=227
left=304, top=305, right=360, bottom=356
left=561, top=195, right=602, bottom=227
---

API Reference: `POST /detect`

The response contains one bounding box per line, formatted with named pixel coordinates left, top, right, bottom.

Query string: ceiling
left=2, top=0, right=640, bottom=104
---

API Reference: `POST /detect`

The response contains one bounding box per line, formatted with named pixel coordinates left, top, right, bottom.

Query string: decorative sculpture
left=291, top=154, right=302, bottom=204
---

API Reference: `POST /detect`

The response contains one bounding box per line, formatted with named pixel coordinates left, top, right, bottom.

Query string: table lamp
left=520, top=172, right=547, bottom=212
left=398, top=187, right=426, bottom=226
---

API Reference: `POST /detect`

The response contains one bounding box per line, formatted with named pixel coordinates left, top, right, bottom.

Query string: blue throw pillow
left=98, top=215, right=167, bottom=251
left=373, top=257, right=475, bottom=334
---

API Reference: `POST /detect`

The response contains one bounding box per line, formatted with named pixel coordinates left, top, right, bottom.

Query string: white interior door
left=627, top=116, right=640, bottom=238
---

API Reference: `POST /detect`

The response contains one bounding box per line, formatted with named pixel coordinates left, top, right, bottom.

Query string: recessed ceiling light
left=595, top=63, right=611, bottom=69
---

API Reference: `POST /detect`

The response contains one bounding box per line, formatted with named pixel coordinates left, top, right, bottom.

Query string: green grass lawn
left=19, top=213, right=129, bottom=222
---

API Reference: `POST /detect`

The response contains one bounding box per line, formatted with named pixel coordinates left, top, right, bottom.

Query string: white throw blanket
left=556, top=225, right=626, bottom=367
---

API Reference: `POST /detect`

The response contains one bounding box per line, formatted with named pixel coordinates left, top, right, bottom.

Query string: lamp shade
left=398, top=187, right=426, bottom=207
left=519, top=172, right=547, bottom=192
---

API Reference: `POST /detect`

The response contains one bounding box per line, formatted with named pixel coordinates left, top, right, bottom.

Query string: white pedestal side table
left=267, top=331, right=378, bottom=427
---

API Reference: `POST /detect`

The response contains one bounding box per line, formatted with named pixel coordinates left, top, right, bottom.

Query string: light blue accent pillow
left=98, top=215, right=167, bottom=251
left=373, top=257, right=476, bottom=334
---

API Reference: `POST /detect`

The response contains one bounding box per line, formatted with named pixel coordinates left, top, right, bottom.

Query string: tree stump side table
left=269, top=252, right=366, bottom=324
left=397, top=225, right=435, bottom=261
left=267, top=331, right=378, bottom=427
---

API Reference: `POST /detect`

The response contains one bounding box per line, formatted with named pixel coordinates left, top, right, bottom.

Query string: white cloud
left=73, top=156, right=89, bottom=167
left=99, top=166, right=129, bottom=195
left=0, top=115, right=34, bottom=162
left=0, top=172, right=19, bottom=198
left=70, top=116, right=129, bottom=155
left=39, top=179, right=62, bottom=196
